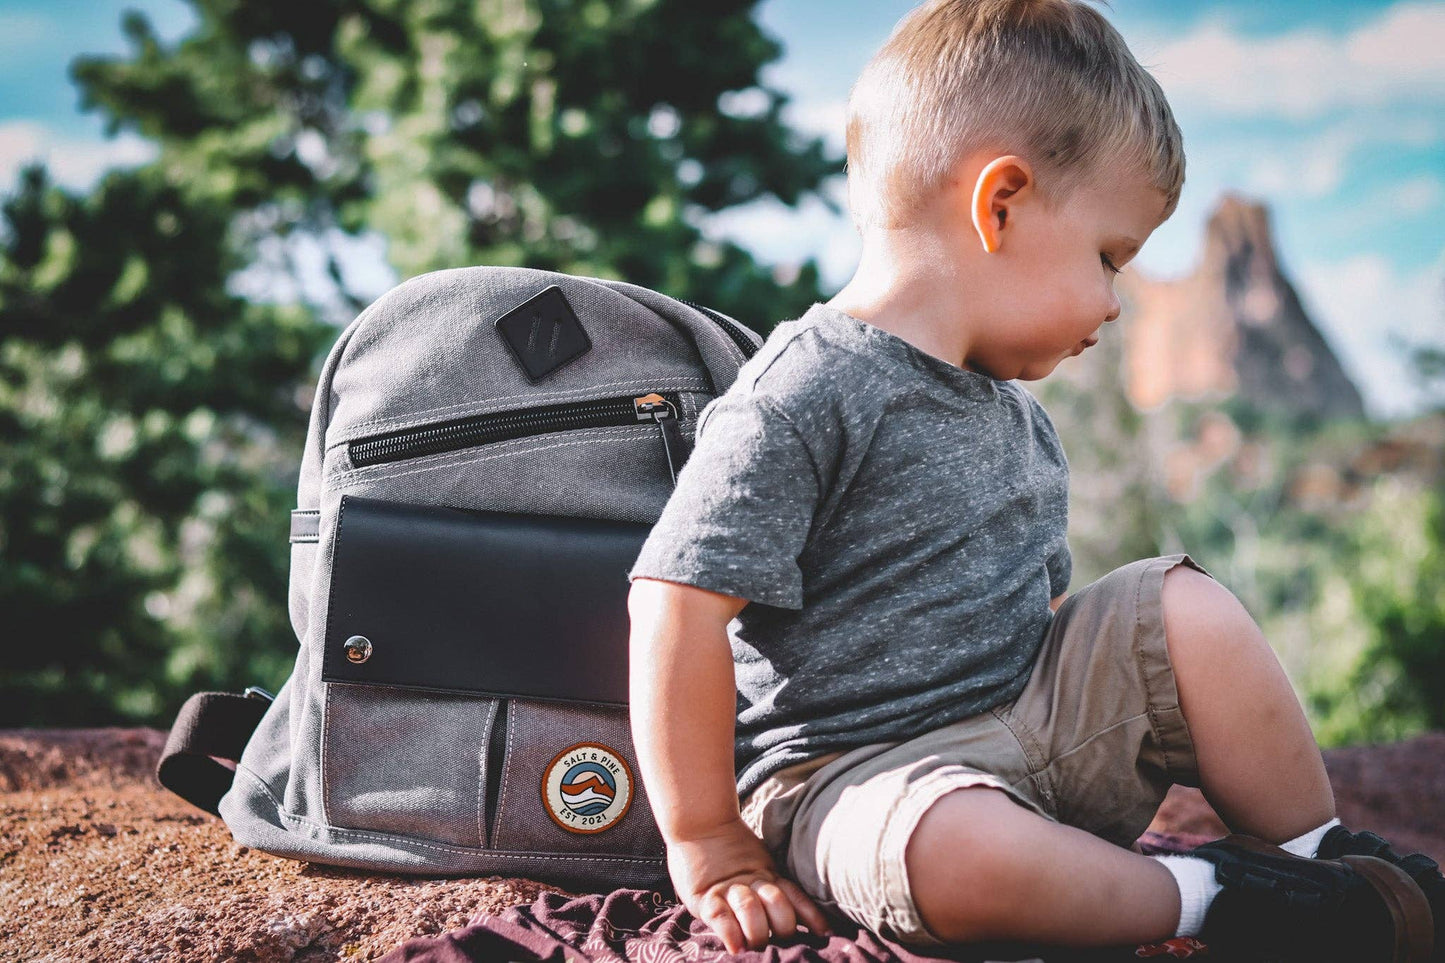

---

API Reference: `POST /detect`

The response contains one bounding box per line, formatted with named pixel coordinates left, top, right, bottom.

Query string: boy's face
left=960, top=163, right=1169, bottom=382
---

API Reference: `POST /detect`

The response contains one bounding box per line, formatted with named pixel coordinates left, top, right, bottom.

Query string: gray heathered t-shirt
left=627, top=303, right=1072, bottom=797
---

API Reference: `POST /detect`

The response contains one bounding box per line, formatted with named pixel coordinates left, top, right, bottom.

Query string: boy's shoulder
left=690, top=306, right=898, bottom=469
left=730, top=305, right=893, bottom=414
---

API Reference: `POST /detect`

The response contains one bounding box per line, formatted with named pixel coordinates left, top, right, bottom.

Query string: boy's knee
left=1160, top=563, right=1261, bottom=666
left=1161, top=564, right=1250, bottom=629
left=904, top=787, right=1026, bottom=943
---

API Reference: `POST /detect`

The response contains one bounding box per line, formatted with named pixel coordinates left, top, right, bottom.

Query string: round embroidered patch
left=541, top=742, right=634, bottom=834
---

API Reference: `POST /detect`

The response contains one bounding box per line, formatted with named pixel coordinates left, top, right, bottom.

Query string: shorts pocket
left=321, top=683, right=499, bottom=848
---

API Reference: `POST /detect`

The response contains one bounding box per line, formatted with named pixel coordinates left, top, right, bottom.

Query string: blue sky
left=1, top=0, right=1441, bottom=418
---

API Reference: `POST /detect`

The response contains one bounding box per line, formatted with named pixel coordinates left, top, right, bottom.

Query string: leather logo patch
left=494, top=286, right=592, bottom=382
left=541, top=742, right=633, bottom=834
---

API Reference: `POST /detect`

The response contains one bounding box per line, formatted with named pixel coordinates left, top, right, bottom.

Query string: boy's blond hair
left=845, top=0, right=1184, bottom=230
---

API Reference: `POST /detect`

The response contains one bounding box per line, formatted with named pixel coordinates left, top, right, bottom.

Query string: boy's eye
left=1101, top=253, right=1122, bottom=276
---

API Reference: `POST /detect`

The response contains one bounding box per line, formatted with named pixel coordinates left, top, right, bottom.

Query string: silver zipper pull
left=634, top=393, right=687, bottom=484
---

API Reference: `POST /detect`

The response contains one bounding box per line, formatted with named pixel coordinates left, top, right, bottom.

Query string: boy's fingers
left=725, top=882, right=771, bottom=949
left=751, top=880, right=798, bottom=937
left=698, top=892, right=746, bottom=955
left=775, top=877, right=833, bottom=935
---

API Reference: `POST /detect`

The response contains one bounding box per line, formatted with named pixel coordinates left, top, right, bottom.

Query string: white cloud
left=1243, top=126, right=1356, bottom=199
left=229, top=227, right=396, bottom=321
left=1234, top=115, right=1439, bottom=201
left=1097, top=104, right=1440, bottom=280
left=1298, top=251, right=1445, bottom=420
left=1393, top=175, right=1444, bottom=215
left=1345, top=2, right=1445, bottom=83
left=1141, top=2, right=1445, bottom=120
left=0, top=121, right=155, bottom=195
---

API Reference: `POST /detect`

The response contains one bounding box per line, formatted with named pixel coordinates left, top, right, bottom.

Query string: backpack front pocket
left=316, top=496, right=655, bottom=855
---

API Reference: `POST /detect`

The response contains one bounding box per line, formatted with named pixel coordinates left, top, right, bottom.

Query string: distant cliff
left=1118, top=194, right=1366, bottom=422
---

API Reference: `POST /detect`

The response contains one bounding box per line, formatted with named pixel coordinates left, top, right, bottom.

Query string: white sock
left=1153, top=854, right=1224, bottom=938
left=1279, top=817, right=1342, bottom=858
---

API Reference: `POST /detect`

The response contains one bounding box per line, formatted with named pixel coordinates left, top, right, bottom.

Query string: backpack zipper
left=680, top=300, right=761, bottom=359
left=347, top=391, right=685, bottom=471
left=634, top=392, right=689, bottom=483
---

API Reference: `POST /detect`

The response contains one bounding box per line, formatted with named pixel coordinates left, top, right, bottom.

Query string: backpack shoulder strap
left=155, top=690, right=272, bottom=815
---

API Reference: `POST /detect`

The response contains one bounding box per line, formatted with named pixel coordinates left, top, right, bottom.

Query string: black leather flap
left=322, top=496, right=651, bottom=705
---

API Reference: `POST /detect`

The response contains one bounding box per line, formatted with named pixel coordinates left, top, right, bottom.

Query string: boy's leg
left=735, top=554, right=1429, bottom=958
left=893, top=553, right=1327, bottom=947
left=905, top=785, right=1180, bottom=945
left=741, top=555, right=1389, bottom=950
left=901, top=556, right=1399, bottom=949
left=1159, top=564, right=1336, bottom=841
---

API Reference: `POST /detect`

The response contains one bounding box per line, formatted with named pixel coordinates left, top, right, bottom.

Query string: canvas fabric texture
left=627, top=303, right=1073, bottom=797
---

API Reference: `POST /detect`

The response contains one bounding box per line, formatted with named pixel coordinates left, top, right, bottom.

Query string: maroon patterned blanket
left=381, top=832, right=1224, bottom=963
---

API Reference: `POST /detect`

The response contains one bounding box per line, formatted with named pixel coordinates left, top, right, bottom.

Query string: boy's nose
left=1105, top=292, right=1121, bottom=324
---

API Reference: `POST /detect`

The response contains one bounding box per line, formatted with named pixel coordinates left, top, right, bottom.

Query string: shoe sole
left=1218, top=834, right=1435, bottom=963
left=1342, top=855, right=1436, bottom=963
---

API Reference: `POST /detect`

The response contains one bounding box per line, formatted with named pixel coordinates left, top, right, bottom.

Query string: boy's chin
left=1012, top=358, right=1063, bottom=381
left=970, top=352, right=1068, bottom=381
left=1021, top=346, right=1094, bottom=379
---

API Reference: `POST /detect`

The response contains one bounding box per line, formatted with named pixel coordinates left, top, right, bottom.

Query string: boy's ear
left=971, top=155, right=1033, bottom=254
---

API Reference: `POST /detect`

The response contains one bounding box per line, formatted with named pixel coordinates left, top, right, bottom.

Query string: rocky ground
left=2, top=727, right=1442, bottom=962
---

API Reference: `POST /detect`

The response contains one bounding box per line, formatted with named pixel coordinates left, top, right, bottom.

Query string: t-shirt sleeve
left=1046, top=540, right=1072, bottom=597
left=627, top=392, right=821, bottom=610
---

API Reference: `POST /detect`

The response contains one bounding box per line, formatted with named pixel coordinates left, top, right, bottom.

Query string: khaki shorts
left=738, top=553, right=1211, bottom=946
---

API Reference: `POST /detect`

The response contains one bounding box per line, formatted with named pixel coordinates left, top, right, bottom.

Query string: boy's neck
left=826, top=225, right=984, bottom=374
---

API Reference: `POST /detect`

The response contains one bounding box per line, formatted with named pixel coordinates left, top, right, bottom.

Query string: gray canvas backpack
left=157, top=266, right=762, bottom=891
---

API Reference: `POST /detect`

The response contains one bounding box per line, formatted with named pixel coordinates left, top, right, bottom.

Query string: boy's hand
left=668, top=818, right=833, bottom=953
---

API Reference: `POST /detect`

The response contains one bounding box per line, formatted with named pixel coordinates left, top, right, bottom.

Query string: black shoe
left=1317, top=826, right=1445, bottom=961
left=1190, top=833, right=1434, bottom=962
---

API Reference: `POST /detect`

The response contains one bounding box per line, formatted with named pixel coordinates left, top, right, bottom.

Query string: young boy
left=626, top=0, right=1442, bottom=958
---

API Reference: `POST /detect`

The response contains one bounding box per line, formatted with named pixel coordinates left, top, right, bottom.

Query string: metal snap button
left=344, top=635, right=372, bottom=664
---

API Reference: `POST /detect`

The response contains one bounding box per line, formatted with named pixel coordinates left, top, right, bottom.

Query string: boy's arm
left=628, top=576, right=832, bottom=953
left=1050, top=592, right=1068, bottom=612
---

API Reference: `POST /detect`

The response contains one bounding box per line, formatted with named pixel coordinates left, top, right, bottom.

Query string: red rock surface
left=2, top=728, right=1442, bottom=961
left=0, top=729, right=570, bottom=962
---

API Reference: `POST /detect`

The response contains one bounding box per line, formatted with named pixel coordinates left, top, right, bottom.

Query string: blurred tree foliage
left=1304, top=480, right=1445, bottom=745
left=1305, top=346, right=1445, bottom=744
left=1035, top=320, right=1164, bottom=584
left=73, top=0, right=839, bottom=319
left=1348, top=483, right=1445, bottom=734
left=0, top=166, right=330, bottom=723
left=3, top=0, right=840, bottom=724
